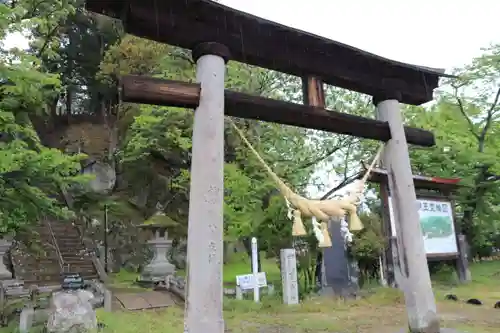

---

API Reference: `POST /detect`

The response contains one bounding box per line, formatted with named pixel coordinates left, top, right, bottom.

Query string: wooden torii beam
left=121, top=75, right=435, bottom=147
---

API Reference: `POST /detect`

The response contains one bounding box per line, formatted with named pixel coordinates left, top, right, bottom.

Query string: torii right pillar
left=374, top=95, right=440, bottom=333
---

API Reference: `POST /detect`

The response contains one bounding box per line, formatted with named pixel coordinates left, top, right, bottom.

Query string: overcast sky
left=221, top=0, right=500, bottom=72
left=217, top=0, right=500, bottom=195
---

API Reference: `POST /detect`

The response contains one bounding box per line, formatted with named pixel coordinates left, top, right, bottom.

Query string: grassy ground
left=4, top=260, right=500, bottom=333
left=108, top=252, right=281, bottom=288
left=102, top=260, right=500, bottom=333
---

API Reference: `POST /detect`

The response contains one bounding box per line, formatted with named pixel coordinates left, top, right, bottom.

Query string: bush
left=349, top=213, right=385, bottom=282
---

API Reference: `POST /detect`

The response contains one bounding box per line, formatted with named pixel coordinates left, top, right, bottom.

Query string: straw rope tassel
left=344, top=145, right=384, bottom=231
left=227, top=117, right=384, bottom=239
left=311, top=217, right=323, bottom=243
left=312, top=217, right=332, bottom=248
left=292, top=209, right=307, bottom=236
left=320, top=222, right=332, bottom=247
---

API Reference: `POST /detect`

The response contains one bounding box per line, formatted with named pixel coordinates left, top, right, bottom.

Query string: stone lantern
left=136, top=213, right=178, bottom=286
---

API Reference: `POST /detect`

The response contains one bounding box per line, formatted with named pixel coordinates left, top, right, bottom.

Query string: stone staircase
left=11, top=220, right=98, bottom=286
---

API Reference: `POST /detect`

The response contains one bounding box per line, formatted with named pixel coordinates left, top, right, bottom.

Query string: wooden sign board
left=387, top=197, right=458, bottom=257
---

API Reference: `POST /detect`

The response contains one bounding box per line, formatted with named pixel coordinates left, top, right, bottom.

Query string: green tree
left=402, top=44, right=500, bottom=257
left=0, top=1, right=86, bottom=235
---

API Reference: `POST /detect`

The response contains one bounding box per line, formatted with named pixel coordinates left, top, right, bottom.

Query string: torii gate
left=87, top=1, right=449, bottom=332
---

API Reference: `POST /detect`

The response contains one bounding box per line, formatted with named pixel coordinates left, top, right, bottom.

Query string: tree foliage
left=2, top=0, right=500, bottom=272
left=0, top=1, right=86, bottom=235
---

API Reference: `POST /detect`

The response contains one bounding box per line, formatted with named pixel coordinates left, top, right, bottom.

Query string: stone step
left=62, top=262, right=94, bottom=268
left=12, top=221, right=99, bottom=285
left=23, top=274, right=62, bottom=283
left=35, top=259, right=61, bottom=264
left=17, top=257, right=59, bottom=263
left=49, top=236, right=80, bottom=241
left=59, top=249, right=87, bottom=254
left=59, top=249, right=85, bottom=253
left=56, top=239, right=82, bottom=244
left=63, top=270, right=96, bottom=275
left=60, top=254, right=88, bottom=258
left=62, top=263, right=93, bottom=268
left=20, top=266, right=61, bottom=272
left=60, top=255, right=90, bottom=261
left=63, top=264, right=95, bottom=269
left=24, top=267, right=97, bottom=281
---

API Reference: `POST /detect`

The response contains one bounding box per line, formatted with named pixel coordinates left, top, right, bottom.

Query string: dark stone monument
left=317, top=218, right=359, bottom=297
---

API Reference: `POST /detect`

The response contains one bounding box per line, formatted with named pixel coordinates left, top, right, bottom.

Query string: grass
left=94, top=288, right=499, bottom=333
left=3, top=260, right=500, bottom=333
left=217, top=252, right=281, bottom=284
left=101, top=260, right=500, bottom=333
left=107, top=252, right=281, bottom=288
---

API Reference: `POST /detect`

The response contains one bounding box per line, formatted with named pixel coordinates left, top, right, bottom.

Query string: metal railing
left=73, top=220, right=109, bottom=283
left=45, top=219, right=65, bottom=271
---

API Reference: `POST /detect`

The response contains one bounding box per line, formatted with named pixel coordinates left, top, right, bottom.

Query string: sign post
left=366, top=167, right=469, bottom=285
left=251, top=237, right=259, bottom=302
left=235, top=272, right=267, bottom=300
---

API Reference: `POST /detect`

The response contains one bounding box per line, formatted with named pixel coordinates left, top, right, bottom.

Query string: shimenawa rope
left=227, top=117, right=384, bottom=247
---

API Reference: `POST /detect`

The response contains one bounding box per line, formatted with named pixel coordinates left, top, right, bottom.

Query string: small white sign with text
left=236, top=272, right=267, bottom=290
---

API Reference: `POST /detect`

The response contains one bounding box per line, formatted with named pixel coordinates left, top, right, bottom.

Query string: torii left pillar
left=184, top=42, right=229, bottom=333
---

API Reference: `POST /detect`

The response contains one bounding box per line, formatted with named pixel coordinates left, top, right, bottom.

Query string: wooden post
left=456, top=234, right=471, bottom=283
left=302, top=76, right=325, bottom=107
left=184, top=43, right=229, bottom=333
left=379, top=182, right=396, bottom=287
left=374, top=97, right=440, bottom=333
left=302, top=76, right=327, bottom=290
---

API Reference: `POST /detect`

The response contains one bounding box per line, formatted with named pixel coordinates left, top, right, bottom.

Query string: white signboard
left=236, top=272, right=267, bottom=290
left=388, top=197, right=458, bottom=255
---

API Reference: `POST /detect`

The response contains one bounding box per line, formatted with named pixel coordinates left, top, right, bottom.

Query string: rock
left=46, top=290, right=97, bottom=333
left=83, top=161, right=116, bottom=194
left=466, top=298, right=482, bottom=305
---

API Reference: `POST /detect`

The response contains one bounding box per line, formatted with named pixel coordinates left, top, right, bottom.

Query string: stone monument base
left=318, top=285, right=360, bottom=299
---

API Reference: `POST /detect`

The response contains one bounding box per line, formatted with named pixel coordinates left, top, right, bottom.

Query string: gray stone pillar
left=375, top=97, right=439, bottom=333
left=184, top=42, right=229, bottom=333
left=280, top=249, right=299, bottom=305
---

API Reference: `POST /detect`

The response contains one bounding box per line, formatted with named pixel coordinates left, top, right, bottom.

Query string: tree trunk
left=461, top=166, right=490, bottom=257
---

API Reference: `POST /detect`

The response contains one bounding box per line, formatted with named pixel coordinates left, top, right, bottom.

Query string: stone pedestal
left=0, top=239, right=12, bottom=280
left=138, top=228, right=175, bottom=285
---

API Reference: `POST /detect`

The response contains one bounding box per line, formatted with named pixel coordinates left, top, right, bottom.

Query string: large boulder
left=46, top=290, right=97, bottom=333
left=82, top=161, right=116, bottom=193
